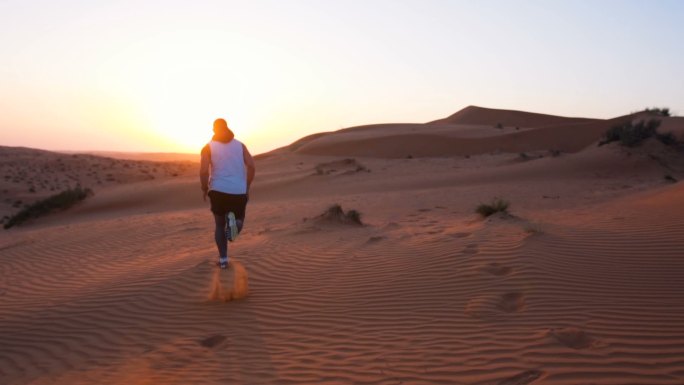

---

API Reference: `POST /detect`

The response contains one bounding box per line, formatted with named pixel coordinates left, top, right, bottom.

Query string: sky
left=1, top=0, right=683, bottom=155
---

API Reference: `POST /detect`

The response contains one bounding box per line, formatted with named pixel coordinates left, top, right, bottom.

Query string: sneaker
left=226, top=212, right=238, bottom=242
left=219, top=257, right=228, bottom=269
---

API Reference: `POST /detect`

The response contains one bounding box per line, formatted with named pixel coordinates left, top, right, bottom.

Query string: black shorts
left=208, top=190, right=248, bottom=219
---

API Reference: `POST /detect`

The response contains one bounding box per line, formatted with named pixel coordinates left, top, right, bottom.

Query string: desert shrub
left=664, top=174, right=677, bottom=183
left=476, top=198, right=509, bottom=217
left=495, top=123, right=503, bottom=129
left=644, top=107, right=670, bottom=117
left=318, top=204, right=363, bottom=226
left=599, top=119, right=661, bottom=147
left=524, top=223, right=543, bottom=234
left=346, top=210, right=363, bottom=225
left=4, top=187, right=93, bottom=229
left=655, top=132, right=678, bottom=146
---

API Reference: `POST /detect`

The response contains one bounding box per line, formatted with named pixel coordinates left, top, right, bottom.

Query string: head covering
left=212, top=118, right=234, bottom=143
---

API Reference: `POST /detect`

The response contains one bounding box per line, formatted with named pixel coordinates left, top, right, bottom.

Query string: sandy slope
left=0, top=146, right=195, bottom=226
left=284, top=107, right=663, bottom=158
left=428, top=105, right=597, bottom=127
left=1, top=107, right=684, bottom=384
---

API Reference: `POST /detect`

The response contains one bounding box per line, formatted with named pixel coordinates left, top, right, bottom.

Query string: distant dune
left=428, top=105, right=597, bottom=127
left=81, top=151, right=200, bottom=162
left=2, top=106, right=684, bottom=384
left=266, top=105, right=679, bottom=158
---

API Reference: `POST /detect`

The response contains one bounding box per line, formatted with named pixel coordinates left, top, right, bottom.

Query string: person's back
left=200, top=118, right=256, bottom=269
left=208, top=138, right=247, bottom=195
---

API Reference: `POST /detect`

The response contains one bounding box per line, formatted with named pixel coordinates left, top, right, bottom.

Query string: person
left=200, top=118, right=256, bottom=269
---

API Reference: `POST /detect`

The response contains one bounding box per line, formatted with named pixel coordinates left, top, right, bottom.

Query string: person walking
left=200, top=118, right=256, bottom=269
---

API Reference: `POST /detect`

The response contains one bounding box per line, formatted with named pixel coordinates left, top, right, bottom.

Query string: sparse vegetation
left=317, top=204, right=363, bottom=226
left=664, top=174, right=678, bottom=183
left=644, top=107, right=670, bottom=117
left=549, top=149, right=562, bottom=157
left=655, top=132, right=678, bottom=147
left=346, top=209, right=363, bottom=225
left=3, top=187, right=93, bottom=229
left=598, top=119, right=674, bottom=147
left=476, top=198, right=509, bottom=217
left=495, top=123, right=503, bottom=129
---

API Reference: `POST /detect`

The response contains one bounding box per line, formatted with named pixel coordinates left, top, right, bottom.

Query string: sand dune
left=0, top=146, right=196, bottom=227
left=2, top=107, right=684, bottom=384
left=428, top=105, right=597, bottom=127
left=282, top=107, right=678, bottom=158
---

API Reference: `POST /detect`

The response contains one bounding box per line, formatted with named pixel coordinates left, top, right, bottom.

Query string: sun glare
left=92, top=30, right=272, bottom=154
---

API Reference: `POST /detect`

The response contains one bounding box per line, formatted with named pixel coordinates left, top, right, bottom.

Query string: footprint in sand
left=498, top=292, right=526, bottom=313
left=549, top=327, right=596, bottom=349
left=483, top=262, right=512, bottom=276
left=465, top=291, right=526, bottom=317
left=367, top=235, right=386, bottom=243
left=198, top=334, right=227, bottom=349
left=498, top=370, right=543, bottom=385
left=462, top=243, right=479, bottom=256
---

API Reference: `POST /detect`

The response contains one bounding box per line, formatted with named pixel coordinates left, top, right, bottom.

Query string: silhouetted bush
left=656, top=132, right=678, bottom=146
left=664, top=174, right=677, bottom=183
left=599, top=119, right=661, bottom=147
left=476, top=198, right=509, bottom=217
left=317, top=204, right=363, bottom=226
left=4, top=187, right=93, bottom=229
left=644, top=107, right=670, bottom=117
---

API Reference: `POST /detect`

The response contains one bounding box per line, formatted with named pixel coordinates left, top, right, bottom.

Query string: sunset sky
left=1, top=0, right=683, bottom=155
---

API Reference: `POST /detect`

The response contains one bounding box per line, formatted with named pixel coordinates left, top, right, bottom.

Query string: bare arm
left=200, top=145, right=210, bottom=200
left=243, top=144, right=256, bottom=192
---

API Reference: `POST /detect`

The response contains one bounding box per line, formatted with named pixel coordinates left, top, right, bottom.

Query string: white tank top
left=208, top=139, right=247, bottom=194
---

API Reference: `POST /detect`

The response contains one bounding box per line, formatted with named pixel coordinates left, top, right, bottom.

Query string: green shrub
left=4, top=187, right=93, bottom=229
left=476, top=198, right=509, bottom=217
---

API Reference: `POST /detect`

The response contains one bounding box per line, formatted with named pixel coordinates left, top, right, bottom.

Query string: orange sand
left=1, top=106, right=684, bottom=384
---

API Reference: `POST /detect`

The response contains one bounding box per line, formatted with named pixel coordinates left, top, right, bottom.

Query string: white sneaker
left=226, top=212, right=238, bottom=242
left=219, top=257, right=228, bottom=269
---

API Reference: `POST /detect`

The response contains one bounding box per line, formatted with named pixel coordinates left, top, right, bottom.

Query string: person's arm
left=200, top=144, right=210, bottom=201
left=242, top=143, right=256, bottom=192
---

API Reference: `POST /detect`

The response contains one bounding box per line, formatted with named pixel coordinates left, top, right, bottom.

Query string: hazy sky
left=1, top=0, right=683, bottom=154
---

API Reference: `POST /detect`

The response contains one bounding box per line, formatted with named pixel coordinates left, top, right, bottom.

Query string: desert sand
left=1, top=106, right=684, bottom=384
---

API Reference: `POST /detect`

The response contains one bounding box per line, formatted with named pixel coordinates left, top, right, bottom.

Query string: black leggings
left=213, top=214, right=244, bottom=259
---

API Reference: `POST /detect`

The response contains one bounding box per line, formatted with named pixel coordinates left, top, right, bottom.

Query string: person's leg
left=236, top=194, right=248, bottom=234
left=213, top=213, right=229, bottom=266
left=226, top=194, right=248, bottom=242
